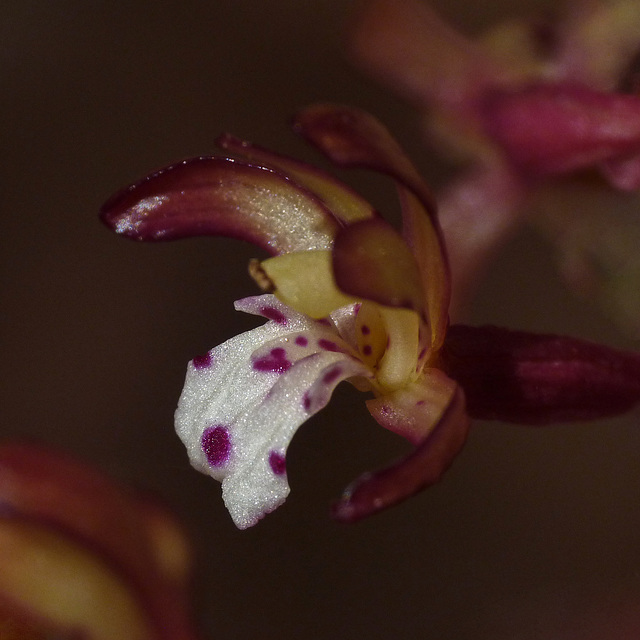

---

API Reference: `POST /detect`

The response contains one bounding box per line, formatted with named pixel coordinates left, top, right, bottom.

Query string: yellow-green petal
left=260, top=251, right=356, bottom=318
left=375, top=307, right=420, bottom=392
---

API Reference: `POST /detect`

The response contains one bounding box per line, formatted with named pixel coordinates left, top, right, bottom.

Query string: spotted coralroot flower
left=349, top=0, right=640, bottom=315
left=0, top=443, right=199, bottom=639
left=101, top=104, right=640, bottom=529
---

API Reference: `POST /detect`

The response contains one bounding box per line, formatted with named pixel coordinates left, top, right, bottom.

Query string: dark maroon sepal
left=100, top=156, right=339, bottom=255
left=442, top=324, right=640, bottom=424
left=293, top=103, right=438, bottom=217
left=331, top=386, right=469, bottom=523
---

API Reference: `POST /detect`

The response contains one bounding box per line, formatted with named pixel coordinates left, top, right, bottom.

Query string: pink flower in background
left=349, top=0, right=640, bottom=321
left=0, top=442, right=199, bottom=639
left=101, top=104, right=640, bottom=528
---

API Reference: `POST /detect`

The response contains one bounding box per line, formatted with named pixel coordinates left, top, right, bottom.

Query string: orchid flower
left=349, top=0, right=640, bottom=322
left=101, top=104, right=640, bottom=529
left=0, top=442, right=199, bottom=639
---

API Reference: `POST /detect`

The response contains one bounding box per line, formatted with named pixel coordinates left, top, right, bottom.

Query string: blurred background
left=2, top=0, right=640, bottom=637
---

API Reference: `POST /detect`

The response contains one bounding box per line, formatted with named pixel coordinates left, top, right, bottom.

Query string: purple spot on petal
left=295, top=335, right=308, bottom=347
left=316, top=318, right=332, bottom=326
left=268, top=450, right=287, bottom=475
left=362, top=344, right=372, bottom=357
left=261, top=306, right=287, bottom=325
left=253, top=349, right=292, bottom=374
left=201, top=426, right=231, bottom=466
left=354, top=303, right=362, bottom=314
left=418, top=347, right=427, bottom=360
left=380, top=405, right=391, bottom=416
left=322, top=366, right=343, bottom=385
left=416, top=400, right=425, bottom=406
left=318, top=339, right=341, bottom=352
left=302, top=392, right=312, bottom=411
left=361, top=325, right=370, bottom=336
left=193, top=353, right=212, bottom=370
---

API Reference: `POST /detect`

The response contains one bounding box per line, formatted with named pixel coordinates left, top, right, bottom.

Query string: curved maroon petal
left=0, top=443, right=199, bottom=640
left=293, top=103, right=451, bottom=347
left=442, top=324, right=640, bottom=424
left=481, top=83, right=640, bottom=178
left=293, top=102, right=438, bottom=219
left=217, top=133, right=376, bottom=224
left=331, top=384, right=469, bottom=523
left=100, top=156, right=340, bottom=255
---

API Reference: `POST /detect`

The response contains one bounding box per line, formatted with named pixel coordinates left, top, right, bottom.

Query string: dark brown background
left=2, top=0, right=640, bottom=637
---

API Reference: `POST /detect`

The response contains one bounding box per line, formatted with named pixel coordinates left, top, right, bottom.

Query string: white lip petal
left=175, top=294, right=370, bottom=529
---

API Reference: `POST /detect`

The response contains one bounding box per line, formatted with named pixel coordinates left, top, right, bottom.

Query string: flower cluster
left=101, top=104, right=640, bottom=529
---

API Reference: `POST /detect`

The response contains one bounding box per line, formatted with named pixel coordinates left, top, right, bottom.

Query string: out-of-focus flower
left=0, top=442, right=199, bottom=639
left=101, top=104, right=640, bottom=529
left=349, top=0, right=640, bottom=324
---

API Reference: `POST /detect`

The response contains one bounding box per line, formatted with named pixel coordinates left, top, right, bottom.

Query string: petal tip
left=330, top=473, right=381, bottom=524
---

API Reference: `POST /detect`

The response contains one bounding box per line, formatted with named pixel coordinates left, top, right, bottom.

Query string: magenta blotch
left=318, top=339, right=341, bottom=352
left=322, top=366, right=343, bottom=385
left=253, top=348, right=292, bottom=374
left=261, top=306, right=288, bottom=325
left=362, top=345, right=372, bottom=356
left=361, top=325, right=371, bottom=336
left=201, top=426, right=231, bottom=466
left=302, top=392, right=312, bottom=411
left=295, top=335, right=309, bottom=347
left=268, top=450, right=287, bottom=475
left=192, top=352, right=212, bottom=369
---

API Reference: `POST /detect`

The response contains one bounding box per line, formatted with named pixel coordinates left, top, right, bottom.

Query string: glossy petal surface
left=175, top=295, right=371, bottom=528
left=217, top=134, right=376, bottom=224
left=100, top=157, right=340, bottom=254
